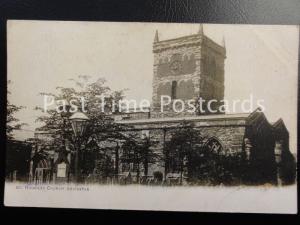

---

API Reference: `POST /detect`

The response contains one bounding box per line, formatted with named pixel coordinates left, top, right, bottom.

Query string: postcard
left=5, top=20, right=298, bottom=213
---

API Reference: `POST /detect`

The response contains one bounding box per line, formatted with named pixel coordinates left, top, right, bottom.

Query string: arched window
left=204, top=137, right=223, bottom=154
left=171, top=81, right=177, bottom=99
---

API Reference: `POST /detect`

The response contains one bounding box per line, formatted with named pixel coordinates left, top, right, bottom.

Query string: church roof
left=116, top=112, right=251, bottom=125
left=272, top=118, right=289, bottom=137
left=116, top=108, right=289, bottom=135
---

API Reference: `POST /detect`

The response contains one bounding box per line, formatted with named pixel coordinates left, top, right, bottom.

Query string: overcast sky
left=7, top=20, right=299, bottom=153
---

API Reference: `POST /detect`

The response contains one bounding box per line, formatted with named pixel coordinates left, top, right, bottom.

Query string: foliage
left=6, top=140, right=32, bottom=180
left=34, top=75, right=134, bottom=179
left=279, top=151, right=296, bottom=185
left=164, top=121, right=246, bottom=185
left=6, top=80, right=26, bottom=140
left=120, top=132, right=159, bottom=178
left=164, top=121, right=203, bottom=182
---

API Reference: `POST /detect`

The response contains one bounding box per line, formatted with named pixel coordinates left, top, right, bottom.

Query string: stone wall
left=152, top=35, right=202, bottom=109
left=200, top=36, right=225, bottom=103
left=151, top=32, right=226, bottom=116
left=118, top=117, right=247, bottom=176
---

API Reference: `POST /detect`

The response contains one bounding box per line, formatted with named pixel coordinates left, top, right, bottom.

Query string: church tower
left=151, top=25, right=226, bottom=118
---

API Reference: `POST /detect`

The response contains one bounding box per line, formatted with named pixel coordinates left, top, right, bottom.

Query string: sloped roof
left=245, top=108, right=272, bottom=126
left=116, top=112, right=251, bottom=125
left=116, top=108, right=289, bottom=135
left=272, top=118, right=289, bottom=136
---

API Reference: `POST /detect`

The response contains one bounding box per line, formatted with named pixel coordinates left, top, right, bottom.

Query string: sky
left=7, top=20, right=299, bottom=153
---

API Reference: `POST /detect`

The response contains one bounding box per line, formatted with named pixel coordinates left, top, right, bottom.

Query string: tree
left=164, top=121, right=246, bottom=185
left=6, top=81, right=30, bottom=181
left=7, top=80, right=26, bottom=140
left=120, top=131, right=159, bottom=182
left=139, top=135, right=159, bottom=177
left=121, top=135, right=141, bottom=179
left=34, top=75, right=131, bottom=181
left=6, top=140, right=32, bottom=181
left=164, top=121, right=204, bottom=184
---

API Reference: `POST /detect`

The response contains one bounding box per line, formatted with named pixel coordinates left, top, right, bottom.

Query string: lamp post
left=58, top=102, right=72, bottom=182
left=69, top=111, right=89, bottom=183
left=59, top=102, right=72, bottom=150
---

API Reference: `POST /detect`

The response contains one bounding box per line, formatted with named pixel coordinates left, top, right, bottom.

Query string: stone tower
left=151, top=25, right=226, bottom=117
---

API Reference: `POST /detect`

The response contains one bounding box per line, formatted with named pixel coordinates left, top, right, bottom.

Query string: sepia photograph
left=4, top=20, right=298, bottom=213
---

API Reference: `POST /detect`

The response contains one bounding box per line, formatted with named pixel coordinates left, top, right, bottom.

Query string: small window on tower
left=171, top=81, right=177, bottom=99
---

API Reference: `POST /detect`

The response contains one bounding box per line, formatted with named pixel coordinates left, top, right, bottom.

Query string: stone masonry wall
left=151, top=33, right=226, bottom=117
left=119, top=119, right=246, bottom=176
left=152, top=36, right=201, bottom=111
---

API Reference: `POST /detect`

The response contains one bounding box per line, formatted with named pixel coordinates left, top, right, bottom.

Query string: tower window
left=171, top=81, right=177, bottom=99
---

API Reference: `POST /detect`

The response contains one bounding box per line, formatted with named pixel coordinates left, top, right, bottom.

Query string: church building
left=112, top=25, right=295, bottom=185
left=32, top=25, right=296, bottom=185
